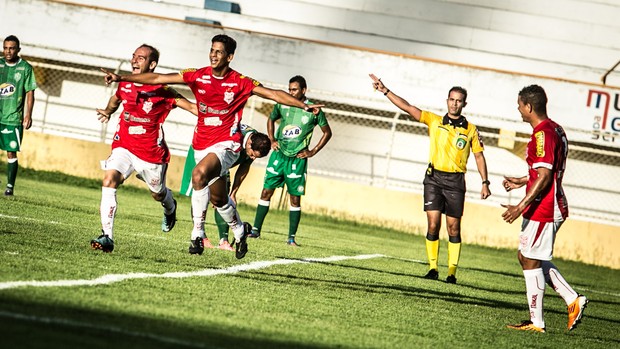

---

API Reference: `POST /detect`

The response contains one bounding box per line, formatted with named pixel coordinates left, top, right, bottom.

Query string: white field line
left=0, top=310, right=212, bottom=349
left=0, top=213, right=62, bottom=224
left=0, top=254, right=385, bottom=290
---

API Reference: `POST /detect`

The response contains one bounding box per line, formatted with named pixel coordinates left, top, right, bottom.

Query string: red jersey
left=112, top=83, right=180, bottom=164
left=523, top=119, right=569, bottom=222
left=180, top=66, right=260, bottom=150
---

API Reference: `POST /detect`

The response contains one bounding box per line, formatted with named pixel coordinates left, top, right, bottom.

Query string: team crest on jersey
left=455, top=136, right=467, bottom=150
left=13, top=72, right=21, bottom=82
left=301, top=115, right=309, bottom=124
left=142, top=100, right=153, bottom=114
left=0, top=83, right=15, bottom=97
left=224, top=88, right=234, bottom=104
left=123, top=111, right=131, bottom=121
left=282, top=125, right=302, bottom=139
left=535, top=131, right=545, bottom=157
left=199, top=102, right=207, bottom=113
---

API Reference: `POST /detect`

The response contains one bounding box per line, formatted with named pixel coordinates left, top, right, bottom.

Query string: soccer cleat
left=203, top=237, right=215, bottom=249
left=506, top=320, right=546, bottom=333
left=218, top=239, right=234, bottom=251
left=247, top=227, right=261, bottom=238
left=234, top=222, right=251, bottom=259
left=161, top=199, right=177, bottom=232
left=91, top=233, right=114, bottom=253
left=424, top=269, right=439, bottom=280
left=567, top=294, right=588, bottom=331
left=287, top=239, right=299, bottom=247
left=4, top=187, right=14, bottom=196
left=446, top=275, right=457, bottom=284
left=188, top=237, right=205, bottom=255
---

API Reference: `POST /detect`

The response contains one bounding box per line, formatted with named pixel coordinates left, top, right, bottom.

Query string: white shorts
left=194, top=140, right=241, bottom=186
left=518, top=219, right=563, bottom=261
left=102, top=147, right=167, bottom=194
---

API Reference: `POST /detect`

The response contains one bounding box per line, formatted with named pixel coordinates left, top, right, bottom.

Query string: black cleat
left=162, top=199, right=177, bottom=232
left=234, top=222, right=251, bottom=259
left=189, top=237, right=205, bottom=255
left=424, top=269, right=439, bottom=280
left=446, top=275, right=457, bottom=284
left=91, top=232, right=114, bottom=253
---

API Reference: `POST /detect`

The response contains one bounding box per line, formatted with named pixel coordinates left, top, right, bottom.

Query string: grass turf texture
left=0, top=166, right=619, bottom=348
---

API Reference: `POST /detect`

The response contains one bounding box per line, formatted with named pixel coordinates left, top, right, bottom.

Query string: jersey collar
left=442, top=114, right=468, bottom=129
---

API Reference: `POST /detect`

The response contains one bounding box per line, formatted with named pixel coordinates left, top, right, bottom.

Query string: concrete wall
left=5, top=132, right=619, bottom=269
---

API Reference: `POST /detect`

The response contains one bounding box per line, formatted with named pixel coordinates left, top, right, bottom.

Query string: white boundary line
left=0, top=254, right=385, bottom=290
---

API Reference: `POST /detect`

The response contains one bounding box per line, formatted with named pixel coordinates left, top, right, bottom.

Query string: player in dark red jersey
left=502, top=85, right=587, bottom=333
left=91, top=44, right=196, bottom=253
left=102, top=34, right=322, bottom=259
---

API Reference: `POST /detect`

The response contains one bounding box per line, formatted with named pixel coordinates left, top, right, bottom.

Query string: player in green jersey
left=0, top=35, right=37, bottom=196
left=250, top=75, right=332, bottom=246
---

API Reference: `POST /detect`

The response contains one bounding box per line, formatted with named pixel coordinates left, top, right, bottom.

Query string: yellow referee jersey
left=420, top=111, right=484, bottom=173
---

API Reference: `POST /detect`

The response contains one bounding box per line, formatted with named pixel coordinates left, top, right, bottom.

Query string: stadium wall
left=6, top=132, right=619, bottom=269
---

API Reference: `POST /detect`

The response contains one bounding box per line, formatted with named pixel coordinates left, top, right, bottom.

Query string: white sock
left=216, top=197, right=244, bottom=241
left=100, top=187, right=117, bottom=240
left=160, top=188, right=175, bottom=214
left=542, top=261, right=578, bottom=305
left=258, top=199, right=270, bottom=207
left=191, top=186, right=209, bottom=239
left=523, top=268, right=545, bottom=328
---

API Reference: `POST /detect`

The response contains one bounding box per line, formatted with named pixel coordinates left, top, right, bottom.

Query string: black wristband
left=384, top=89, right=390, bottom=96
left=482, top=180, right=490, bottom=185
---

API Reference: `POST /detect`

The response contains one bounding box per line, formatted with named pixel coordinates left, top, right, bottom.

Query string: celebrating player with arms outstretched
left=102, top=34, right=322, bottom=259
left=91, top=44, right=196, bottom=253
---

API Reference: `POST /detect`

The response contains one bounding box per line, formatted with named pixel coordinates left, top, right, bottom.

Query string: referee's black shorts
left=423, top=170, right=466, bottom=218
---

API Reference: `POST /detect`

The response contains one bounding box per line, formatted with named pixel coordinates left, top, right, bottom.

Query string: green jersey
left=0, top=58, right=37, bottom=126
left=270, top=99, right=328, bottom=157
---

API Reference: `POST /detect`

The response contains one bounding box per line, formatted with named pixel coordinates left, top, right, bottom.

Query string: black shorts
left=423, top=170, right=466, bottom=217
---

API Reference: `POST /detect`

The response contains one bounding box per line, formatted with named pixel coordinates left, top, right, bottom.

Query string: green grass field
left=0, top=167, right=618, bottom=349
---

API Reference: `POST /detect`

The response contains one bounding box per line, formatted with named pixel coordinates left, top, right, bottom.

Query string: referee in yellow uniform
left=369, top=74, right=491, bottom=284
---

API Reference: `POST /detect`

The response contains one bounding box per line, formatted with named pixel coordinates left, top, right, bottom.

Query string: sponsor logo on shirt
left=0, top=83, right=15, bottom=97
left=128, top=126, right=146, bottom=135
left=139, top=91, right=157, bottom=97
left=198, top=89, right=206, bottom=94
left=221, top=82, right=238, bottom=87
left=535, top=131, right=545, bottom=157
left=207, top=107, right=230, bottom=115
left=204, top=117, right=222, bottom=126
left=282, top=125, right=302, bottom=139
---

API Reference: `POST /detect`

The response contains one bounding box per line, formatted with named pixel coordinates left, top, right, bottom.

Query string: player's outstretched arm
left=369, top=73, right=422, bottom=121
left=176, top=97, right=198, bottom=116
left=253, top=85, right=324, bottom=114
left=96, top=95, right=122, bottom=123
left=101, top=68, right=185, bottom=86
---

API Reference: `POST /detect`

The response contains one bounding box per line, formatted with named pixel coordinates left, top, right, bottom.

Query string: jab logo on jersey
left=224, top=88, right=234, bottom=104
left=142, top=100, right=153, bottom=114
left=282, top=125, right=302, bottom=138
left=0, top=83, right=15, bottom=97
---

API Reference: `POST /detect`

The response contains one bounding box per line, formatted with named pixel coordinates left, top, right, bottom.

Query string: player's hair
left=449, top=86, right=467, bottom=102
left=212, top=34, right=237, bottom=55
left=519, top=84, right=547, bottom=115
left=251, top=132, right=271, bottom=157
left=138, top=44, right=160, bottom=63
left=4, top=35, right=20, bottom=48
left=289, top=75, right=307, bottom=90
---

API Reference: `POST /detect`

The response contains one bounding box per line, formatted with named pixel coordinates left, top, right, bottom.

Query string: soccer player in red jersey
left=102, top=34, right=322, bottom=259
left=502, top=85, right=587, bottom=333
left=91, top=44, right=197, bottom=253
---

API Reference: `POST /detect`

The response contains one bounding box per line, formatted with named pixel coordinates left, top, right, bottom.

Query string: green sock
left=214, top=210, right=229, bottom=241
left=288, top=208, right=301, bottom=240
left=7, top=159, right=18, bottom=187
left=253, top=201, right=270, bottom=233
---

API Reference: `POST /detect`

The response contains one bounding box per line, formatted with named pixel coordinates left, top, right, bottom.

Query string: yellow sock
left=448, top=242, right=462, bottom=276
left=426, top=238, right=439, bottom=270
